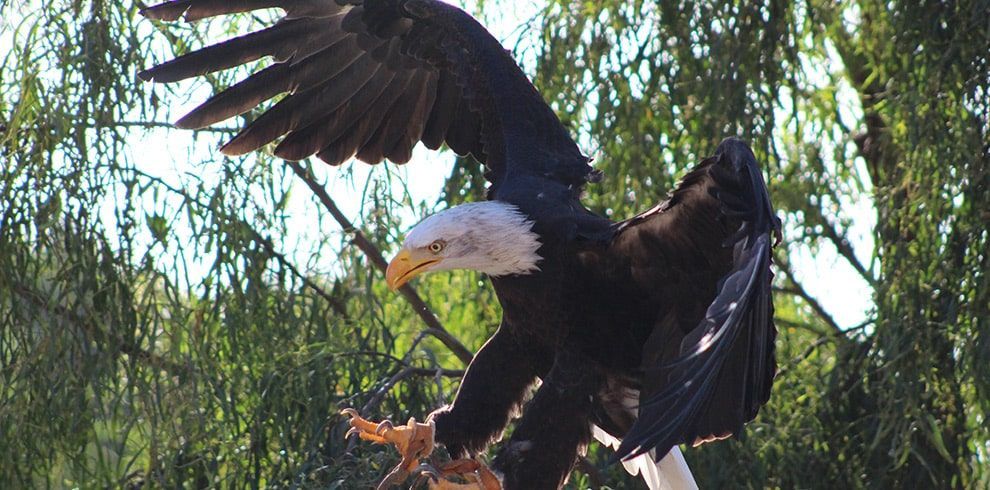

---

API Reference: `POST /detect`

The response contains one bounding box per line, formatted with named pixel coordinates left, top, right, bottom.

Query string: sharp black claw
left=772, top=217, right=783, bottom=246
left=413, top=474, right=432, bottom=488
left=416, top=462, right=441, bottom=481
left=376, top=420, right=394, bottom=435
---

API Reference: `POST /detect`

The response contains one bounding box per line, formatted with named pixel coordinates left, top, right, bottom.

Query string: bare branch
left=127, top=167, right=350, bottom=317
left=772, top=314, right=834, bottom=338
left=776, top=334, right=833, bottom=379
left=804, top=206, right=876, bottom=288
left=773, top=255, right=845, bottom=336
left=85, top=120, right=241, bottom=134
left=344, top=362, right=464, bottom=452
left=286, top=160, right=474, bottom=365
left=250, top=232, right=350, bottom=315
left=776, top=317, right=874, bottom=379
left=775, top=282, right=843, bottom=335
left=360, top=366, right=465, bottom=417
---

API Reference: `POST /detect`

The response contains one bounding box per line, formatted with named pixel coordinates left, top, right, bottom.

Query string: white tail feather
left=592, top=425, right=698, bottom=490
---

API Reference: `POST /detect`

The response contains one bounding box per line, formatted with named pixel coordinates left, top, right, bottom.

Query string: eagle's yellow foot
left=340, top=408, right=436, bottom=489
left=416, top=459, right=502, bottom=490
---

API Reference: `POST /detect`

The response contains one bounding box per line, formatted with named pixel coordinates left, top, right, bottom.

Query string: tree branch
left=776, top=317, right=874, bottom=379
left=814, top=0, right=900, bottom=185
left=359, top=366, right=465, bottom=417
left=776, top=334, right=833, bottom=379
left=94, top=120, right=241, bottom=133
left=803, top=205, right=876, bottom=288
left=127, top=167, right=350, bottom=317
left=772, top=314, right=834, bottom=338
left=285, top=160, right=474, bottom=365
left=773, top=255, right=845, bottom=336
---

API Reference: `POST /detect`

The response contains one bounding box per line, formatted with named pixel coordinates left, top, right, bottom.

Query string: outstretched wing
left=139, top=0, right=593, bottom=186
left=607, top=138, right=779, bottom=461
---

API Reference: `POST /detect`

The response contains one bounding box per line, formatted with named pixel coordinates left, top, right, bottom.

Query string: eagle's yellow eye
left=429, top=240, right=445, bottom=254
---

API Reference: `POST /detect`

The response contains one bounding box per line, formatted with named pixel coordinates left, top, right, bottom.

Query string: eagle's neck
left=461, top=201, right=543, bottom=278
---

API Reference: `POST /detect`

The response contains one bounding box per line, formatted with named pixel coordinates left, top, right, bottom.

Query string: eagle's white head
left=385, top=201, right=542, bottom=289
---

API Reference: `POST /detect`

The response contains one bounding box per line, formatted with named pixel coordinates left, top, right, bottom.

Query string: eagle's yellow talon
left=340, top=408, right=437, bottom=489
left=417, top=459, right=502, bottom=490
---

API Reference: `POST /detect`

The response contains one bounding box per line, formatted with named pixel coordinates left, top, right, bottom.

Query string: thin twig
left=344, top=364, right=464, bottom=452
left=127, top=167, right=350, bottom=316
left=250, top=233, right=349, bottom=315
left=286, top=160, right=473, bottom=365
left=407, top=367, right=464, bottom=378
left=777, top=316, right=875, bottom=379
left=773, top=315, right=834, bottom=337
left=10, top=284, right=191, bottom=377
left=776, top=334, right=833, bottom=379
left=774, top=281, right=844, bottom=335
left=90, top=120, right=240, bottom=133
left=361, top=367, right=465, bottom=416
left=773, top=256, right=845, bottom=336
left=805, top=205, right=876, bottom=288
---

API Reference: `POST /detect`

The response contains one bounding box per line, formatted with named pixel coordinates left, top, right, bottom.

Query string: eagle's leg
left=340, top=409, right=435, bottom=489
left=429, top=326, right=550, bottom=458
left=490, top=352, right=602, bottom=490
left=416, top=458, right=502, bottom=490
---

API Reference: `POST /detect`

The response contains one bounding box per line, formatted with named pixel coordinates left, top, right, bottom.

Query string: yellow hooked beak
left=385, top=249, right=441, bottom=290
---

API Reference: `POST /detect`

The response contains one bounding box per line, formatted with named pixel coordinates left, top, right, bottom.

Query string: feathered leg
left=430, top=324, right=552, bottom=458
left=491, top=350, right=603, bottom=490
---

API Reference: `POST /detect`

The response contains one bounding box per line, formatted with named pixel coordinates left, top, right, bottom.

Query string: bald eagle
left=139, top=1, right=779, bottom=489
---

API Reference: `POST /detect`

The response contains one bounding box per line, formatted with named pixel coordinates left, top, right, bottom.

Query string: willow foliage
left=1, top=1, right=988, bottom=489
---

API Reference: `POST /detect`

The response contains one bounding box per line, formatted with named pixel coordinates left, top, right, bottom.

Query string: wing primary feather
left=379, top=70, right=434, bottom=163
left=140, top=0, right=193, bottom=21
left=353, top=69, right=427, bottom=164
left=616, top=236, right=772, bottom=461
left=173, top=33, right=365, bottom=130
left=278, top=67, right=408, bottom=162
left=142, top=1, right=280, bottom=21
left=220, top=54, right=382, bottom=156
left=421, top=70, right=460, bottom=150
left=141, top=0, right=345, bottom=22
left=143, top=0, right=595, bottom=187
left=174, top=62, right=291, bottom=129
left=385, top=70, right=438, bottom=163
left=138, top=18, right=330, bottom=83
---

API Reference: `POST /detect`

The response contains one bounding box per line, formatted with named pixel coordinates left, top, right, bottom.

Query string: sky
left=2, top=1, right=874, bottom=331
